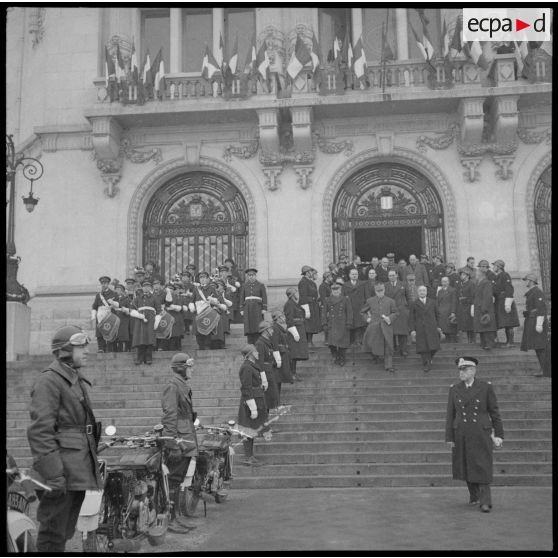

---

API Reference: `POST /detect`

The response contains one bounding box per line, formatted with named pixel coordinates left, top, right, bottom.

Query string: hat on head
left=215, top=279, right=226, bottom=288
left=99, top=276, right=111, bottom=283
left=218, top=265, right=229, bottom=272
left=171, top=352, right=194, bottom=368
left=271, top=310, right=284, bottom=321
left=197, top=271, right=209, bottom=279
left=522, top=273, right=538, bottom=284
left=141, top=279, right=152, bottom=287
left=331, top=282, right=341, bottom=290
left=478, top=260, right=490, bottom=268
left=241, top=343, right=257, bottom=357
left=420, top=254, right=428, bottom=259
left=186, top=264, right=197, bottom=270
left=301, top=265, right=313, bottom=275
left=456, top=356, right=478, bottom=368
left=446, top=262, right=455, bottom=269
left=492, top=259, right=505, bottom=269
left=181, top=270, right=192, bottom=278
left=335, top=278, right=345, bottom=286
left=258, top=320, right=272, bottom=333
left=386, top=252, right=395, bottom=258
left=245, top=268, right=258, bottom=275
left=115, top=283, right=125, bottom=291
left=152, top=278, right=161, bottom=285
left=285, top=286, right=297, bottom=297
left=134, top=267, right=145, bottom=275
left=125, top=277, right=136, bottom=284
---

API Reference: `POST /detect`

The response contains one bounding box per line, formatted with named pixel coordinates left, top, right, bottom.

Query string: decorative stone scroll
left=460, top=158, right=482, bottom=183
left=121, top=139, right=162, bottom=164
left=517, top=127, right=552, bottom=145
left=313, top=133, right=353, bottom=156
left=416, top=124, right=459, bottom=153
left=262, top=167, right=282, bottom=191
left=223, top=137, right=259, bottom=162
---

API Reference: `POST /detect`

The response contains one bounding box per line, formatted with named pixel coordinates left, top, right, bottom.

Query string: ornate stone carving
left=313, top=133, right=353, bottom=156
left=322, top=148, right=459, bottom=272
left=294, top=166, right=313, bottom=190
left=120, top=139, right=162, bottom=164
left=492, top=155, right=514, bottom=180
left=101, top=174, right=120, bottom=198
left=488, top=95, right=519, bottom=146
left=460, top=157, right=482, bottom=182
left=458, top=98, right=485, bottom=145
left=517, top=127, right=552, bottom=144
left=258, top=25, right=286, bottom=76
left=456, top=141, right=517, bottom=157
left=262, top=167, right=282, bottom=191
left=127, top=157, right=258, bottom=276
left=416, top=124, right=459, bottom=153
left=223, top=137, right=259, bottom=162
left=29, top=8, right=46, bottom=48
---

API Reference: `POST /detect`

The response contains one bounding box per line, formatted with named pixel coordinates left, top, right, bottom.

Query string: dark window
left=182, top=8, right=213, bottom=72
left=225, top=8, right=255, bottom=71
left=141, top=8, right=170, bottom=70
left=362, top=9, right=397, bottom=62
left=319, top=8, right=352, bottom=62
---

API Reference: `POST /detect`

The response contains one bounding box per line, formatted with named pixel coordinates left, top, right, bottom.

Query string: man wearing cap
left=161, top=353, right=199, bottom=532
left=445, top=262, right=460, bottom=289
left=298, top=265, right=322, bottom=347
left=240, top=268, right=268, bottom=344
left=210, top=279, right=233, bottom=349
left=152, top=279, right=170, bottom=350
left=27, top=326, right=102, bottom=551
left=458, top=256, right=476, bottom=282
left=343, top=268, right=368, bottom=348
left=386, top=269, right=410, bottom=357
left=91, top=276, right=117, bottom=353
left=445, top=357, right=504, bottom=512
left=361, top=282, right=398, bottom=373
left=219, top=265, right=240, bottom=325
left=144, top=260, right=163, bottom=285
left=490, top=260, right=520, bottom=348
left=520, top=273, right=549, bottom=374
left=164, top=282, right=187, bottom=351
left=124, top=278, right=138, bottom=350
left=386, top=252, right=396, bottom=270
left=134, top=266, right=146, bottom=285
left=238, top=344, right=268, bottom=466
left=130, top=280, right=162, bottom=365
left=420, top=254, right=434, bottom=289
left=322, top=281, right=353, bottom=366
left=284, top=287, right=309, bottom=381
left=456, top=270, right=476, bottom=344
left=191, top=271, right=222, bottom=350
left=473, top=261, right=497, bottom=350
left=430, top=255, right=445, bottom=296
left=179, top=272, right=196, bottom=336
left=271, top=311, right=293, bottom=400
left=405, top=254, right=430, bottom=288
left=437, top=276, right=458, bottom=343
left=409, top=285, right=442, bottom=373
left=111, top=283, right=132, bottom=352
left=255, top=321, right=279, bottom=413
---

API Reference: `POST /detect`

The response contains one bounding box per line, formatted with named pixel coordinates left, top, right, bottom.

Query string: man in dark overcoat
left=111, top=283, right=132, bottom=352
left=437, top=276, right=458, bottom=342
left=130, top=280, right=162, bottom=365
left=238, top=344, right=268, bottom=466
left=361, top=282, right=398, bottom=373
left=322, top=282, right=353, bottom=366
left=271, top=310, right=293, bottom=402
left=255, top=320, right=279, bottom=412
left=409, top=285, right=442, bottom=373
left=520, top=273, right=549, bottom=374
left=445, top=356, right=504, bottom=512
left=363, top=267, right=378, bottom=300
left=405, top=254, right=430, bottom=288
left=165, top=282, right=187, bottom=351
left=27, top=326, right=102, bottom=552
left=430, top=255, right=445, bottom=297
left=240, top=268, right=268, bottom=344
left=343, top=268, right=368, bottom=346
left=473, top=261, right=497, bottom=350
left=161, top=352, right=199, bottom=532
left=491, top=260, right=520, bottom=347
left=298, top=265, right=322, bottom=347
left=456, top=270, right=476, bottom=343
left=284, top=287, right=309, bottom=381
left=386, top=269, right=410, bottom=357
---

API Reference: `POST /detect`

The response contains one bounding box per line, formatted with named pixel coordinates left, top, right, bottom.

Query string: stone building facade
left=5, top=7, right=552, bottom=354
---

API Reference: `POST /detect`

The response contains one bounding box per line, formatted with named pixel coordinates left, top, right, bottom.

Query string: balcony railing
left=93, top=52, right=552, bottom=105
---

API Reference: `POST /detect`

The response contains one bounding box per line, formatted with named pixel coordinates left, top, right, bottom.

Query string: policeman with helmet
left=27, top=326, right=103, bottom=552
left=161, top=352, right=199, bottom=533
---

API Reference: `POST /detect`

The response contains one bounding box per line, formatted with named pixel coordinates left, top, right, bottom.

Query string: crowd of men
left=92, top=251, right=549, bottom=374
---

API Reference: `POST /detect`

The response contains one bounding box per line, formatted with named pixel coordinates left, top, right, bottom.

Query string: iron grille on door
left=143, top=172, right=248, bottom=281
left=534, top=166, right=551, bottom=297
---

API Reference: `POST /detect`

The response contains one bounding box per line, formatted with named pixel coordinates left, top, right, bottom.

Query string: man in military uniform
left=445, top=262, right=460, bottom=289
left=491, top=260, right=520, bottom=348
left=27, top=326, right=102, bottom=551
left=298, top=265, right=321, bottom=347
left=130, top=280, right=162, bottom=365
left=322, top=282, right=353, bottom=366
left=473, top=261, right=497, bottom=350
left=161, top=353, right=199, bottom=533
left=240, top=268, right=267, bottom=344
left=458, top=256, right=477, bottom=281
left=124, top=277, right=138, bottom=350
left=520, top=273, right=549, bottom=374
left=192, top=271, right=222, bottom=350
left=430, top=255, right=445, bottom=296
left=386, top=269, right=410, bottom=357
left=90, top=276, right=117, bottom=353
left=445, top=357, right=504, bottom=513
left=406, top=254, right=430, bottom=288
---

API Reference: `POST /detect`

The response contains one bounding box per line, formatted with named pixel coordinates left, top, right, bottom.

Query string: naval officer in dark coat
left=240, top=268, right=268, bottom=344
left=445, top=356, right=504, bottom=513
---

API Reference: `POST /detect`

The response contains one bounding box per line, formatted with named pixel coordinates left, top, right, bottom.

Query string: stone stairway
left=6, top=329, right=551, bottom=489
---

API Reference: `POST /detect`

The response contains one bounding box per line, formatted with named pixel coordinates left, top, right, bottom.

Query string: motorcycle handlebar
left=6, top=468, right=52, bottom=493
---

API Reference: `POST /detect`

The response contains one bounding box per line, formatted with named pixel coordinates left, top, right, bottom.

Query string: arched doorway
left=143, top=171, right=249, bottom=280
left=534, top=165, right=551, bottom=297
left=332, top=163, right=445, bottom=263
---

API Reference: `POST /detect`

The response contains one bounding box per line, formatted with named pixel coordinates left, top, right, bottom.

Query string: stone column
left=6, top=302, right=31, bottom=361
left=170, top=8, right=183, bottom=73
left=213, top=7, right=224, bottom=65
left=395, top=8, right=408, bottom=60
left=351, top=8, right=363, bottom=43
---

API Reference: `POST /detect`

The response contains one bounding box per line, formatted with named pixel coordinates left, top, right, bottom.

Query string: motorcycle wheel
left=179, top=469, right=202, bottom=517
left=83, top=490, right=117, bottom=553
left=83, top=530, right=113, bottom=553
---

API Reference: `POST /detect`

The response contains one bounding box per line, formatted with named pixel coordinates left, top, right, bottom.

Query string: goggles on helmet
left=69, top=332, right=90, bottom=346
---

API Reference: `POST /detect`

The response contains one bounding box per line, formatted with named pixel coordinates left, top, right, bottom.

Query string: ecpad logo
left=463, top=8, right=551, bottom=42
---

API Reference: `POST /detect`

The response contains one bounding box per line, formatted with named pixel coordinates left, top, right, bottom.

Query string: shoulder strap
left=99, top=292, right=110, bottom=307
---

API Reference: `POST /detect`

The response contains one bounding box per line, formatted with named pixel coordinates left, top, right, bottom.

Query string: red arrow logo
left=516, top=19, right=530, bottom=32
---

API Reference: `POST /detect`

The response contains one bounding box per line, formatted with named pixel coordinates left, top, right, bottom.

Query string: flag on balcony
left=465, top=40, right=491, bottom=71
left=352, top=37, right=368, bottom=83
left=201, top=45, right=221, bottom=81
left=410, top=22, right=434, bottom=61
left=228, top=34, right=239, bottom=75
left=330, top=36, right=341, bottom=63
left=245, top=37, right=257, bottom=74
left=217, top=32, right=224, bottom=67
left=105, top=45, right=116, bottom=86
left=255, top=40, right=270, bottom=82
left=442, top=19, right=449, bottom=58
left=142, top=51, right=151, bottom=83
left=130, top=43, right=139, bottom=85
left=287, top=35, right=312, bottom=80
left=449, top=15, right=463, bottom=59
left=152, top=49, right=165, bottom=93
left=311, top=33, right=320, bottom=72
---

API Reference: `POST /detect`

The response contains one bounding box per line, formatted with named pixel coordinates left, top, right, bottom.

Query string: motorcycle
left=6, top=453, right=52, bottom=553
left=78, top=424, right=180, bottom=553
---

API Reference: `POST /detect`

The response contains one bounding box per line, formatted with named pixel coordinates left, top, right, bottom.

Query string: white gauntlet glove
left=246, top=399, right=258, bottom=419
left=110, top=300, right=119, bottom=308
left=504, top=297, right=513, bottom=313
left=410, top=330, right=416, bottom=342
left=165, top=289, right=173, bottom=303
left=301, top=304, right=311, bottom=319
left=288, top=326, right=300, bottom=342
left=470, top=306, right=475, bottom=318
left=188, top=302, right=196, bottom=313
left=536, top=315, right=544, bottom=333
left=273, top=350, right=282, bottom=368
left=90, top=309, right=97, bottom=322
left=229, top=285, right=237, bottom=293
left=382, top=314, right=391, bottom=325
left=169, top=304, right=182, bottom=312
left=260, top=371, right=268, bottom=391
